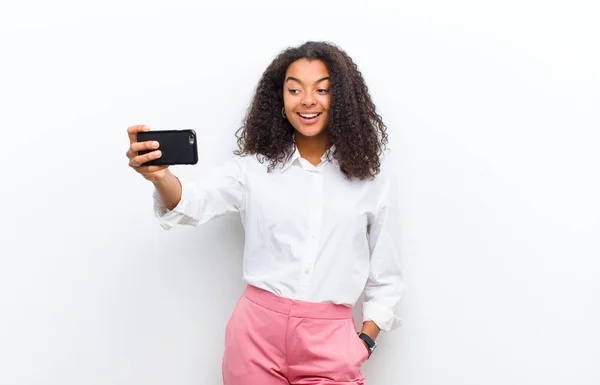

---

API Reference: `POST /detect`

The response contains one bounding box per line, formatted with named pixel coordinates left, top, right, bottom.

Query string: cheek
left=283, top=94, right=295, bottom=111
left=321, top=95, right=331, bottom=111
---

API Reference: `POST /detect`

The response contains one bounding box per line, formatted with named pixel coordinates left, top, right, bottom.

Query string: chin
left=292, top=123, right=327, bottom=138
left=296, top=128, right=325, bottom=137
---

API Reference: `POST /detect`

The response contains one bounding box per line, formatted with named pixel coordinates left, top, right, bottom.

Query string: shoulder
left=373, top=147, right=397, bottom=184
left=370, top=147, right=399, bottom=207
left=232, top=152, right=270, bottom=170
left=223, top=153, right=274, bottom=180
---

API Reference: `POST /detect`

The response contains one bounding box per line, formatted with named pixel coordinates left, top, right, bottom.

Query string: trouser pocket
left=287, top=317, right=367, bottom=383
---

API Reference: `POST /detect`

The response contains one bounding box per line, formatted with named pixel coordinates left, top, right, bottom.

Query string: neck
left=294, top=131, right=329, bottom=162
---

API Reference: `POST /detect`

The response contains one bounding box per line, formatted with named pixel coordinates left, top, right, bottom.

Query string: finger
left=126, top=140, right=157, bottom=159
left=130, top=150, right=162, bottom=167
left=128, top=156, right=140, bottom=168
left=138, top=165, right=168, bottom=175
left=127, top=125, right=150, bottom=144
left=130, top=140, right=159, bottom=153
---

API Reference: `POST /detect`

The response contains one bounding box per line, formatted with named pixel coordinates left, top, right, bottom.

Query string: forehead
left=285, top=59, right=330, bottom=81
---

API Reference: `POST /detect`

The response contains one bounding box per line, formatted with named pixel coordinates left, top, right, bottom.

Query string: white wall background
left=1, top=1, right=598, bottom=384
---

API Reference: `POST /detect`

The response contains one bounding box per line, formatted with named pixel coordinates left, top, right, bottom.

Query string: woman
left=126, top=41, right=403, bottom=385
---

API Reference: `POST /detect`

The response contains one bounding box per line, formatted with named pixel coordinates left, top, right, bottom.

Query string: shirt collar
left=279, top=145, right=301, bottom=173
left=279, top=144, right=336, bottom=173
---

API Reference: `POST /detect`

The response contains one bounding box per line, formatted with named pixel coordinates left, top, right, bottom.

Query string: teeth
left=299, top=113, right=319, bottom=118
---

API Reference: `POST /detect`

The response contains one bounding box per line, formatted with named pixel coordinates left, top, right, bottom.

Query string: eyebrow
left=285, top=76, right=330, bottom=85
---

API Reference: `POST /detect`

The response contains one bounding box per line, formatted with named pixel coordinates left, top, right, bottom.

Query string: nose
left=301, top=93, right=316, bottom=107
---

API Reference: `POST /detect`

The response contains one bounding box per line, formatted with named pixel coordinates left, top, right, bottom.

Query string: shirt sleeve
left=361, top=162, right=404, bottom=332
left=153, top=156, right=246, bottom=230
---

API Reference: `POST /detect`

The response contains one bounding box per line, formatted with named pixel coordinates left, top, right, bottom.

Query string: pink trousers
left=222, top=285, right=369, bottom=385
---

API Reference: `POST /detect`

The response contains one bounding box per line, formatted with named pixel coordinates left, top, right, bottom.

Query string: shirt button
left=304, top=269, right=310, bottom=275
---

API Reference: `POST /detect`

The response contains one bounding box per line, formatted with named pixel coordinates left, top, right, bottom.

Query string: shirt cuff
left=152, top=177, right=199, bottom=230
left=362, top=301, right=404, bottom=332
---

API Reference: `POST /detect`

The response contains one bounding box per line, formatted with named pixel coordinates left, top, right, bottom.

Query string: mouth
left=296, top=112, right=323, bottom=124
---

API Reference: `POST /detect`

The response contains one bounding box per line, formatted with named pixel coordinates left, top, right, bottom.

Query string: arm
left=125, top=125, right=245, bottom=227
left=153, top=156, right=247, bottom=230
left=361, top=165, right=404, bottom=334
left=359, top=321, right=381, bottom=349
left=152, top=169, right=182, bottom=211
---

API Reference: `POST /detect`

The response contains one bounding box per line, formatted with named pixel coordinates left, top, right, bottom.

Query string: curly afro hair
left=235, top=41, right=388, bottom=180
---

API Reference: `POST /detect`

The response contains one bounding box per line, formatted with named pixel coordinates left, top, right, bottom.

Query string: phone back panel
left=137, top=129, right=198, bottom=166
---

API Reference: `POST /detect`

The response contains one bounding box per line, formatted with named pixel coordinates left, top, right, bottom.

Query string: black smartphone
left=136, top=129, right=198, bottom=166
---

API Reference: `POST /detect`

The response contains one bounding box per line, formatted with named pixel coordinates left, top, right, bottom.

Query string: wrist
left=357, top=332, right=378, bottom=358
left=360, top=320, right=380, bottom=341
left=151, top=169, right=173, bottom=185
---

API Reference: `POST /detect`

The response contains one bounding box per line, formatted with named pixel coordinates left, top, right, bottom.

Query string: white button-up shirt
left=153, top=146, right=404, bottom=331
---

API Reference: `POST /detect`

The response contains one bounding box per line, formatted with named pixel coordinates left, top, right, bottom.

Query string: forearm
left=360, top=320, right=380, bottom=343
left=152, top=170, right=182, bottom=211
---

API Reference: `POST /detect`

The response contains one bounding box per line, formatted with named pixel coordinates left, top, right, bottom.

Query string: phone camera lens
left=189, top=135, right=195, bottom=145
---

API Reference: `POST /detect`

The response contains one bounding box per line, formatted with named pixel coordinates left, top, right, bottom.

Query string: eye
left=288, top=88, right=300, bottom=94
left=317, top=89, right=329, bottom=94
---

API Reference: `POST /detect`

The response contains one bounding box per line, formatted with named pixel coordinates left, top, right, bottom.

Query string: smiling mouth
left=297, top=112, right=322, bottom=118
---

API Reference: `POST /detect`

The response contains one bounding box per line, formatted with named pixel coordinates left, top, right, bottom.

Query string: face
left=283, top=59, right=331, bottom=139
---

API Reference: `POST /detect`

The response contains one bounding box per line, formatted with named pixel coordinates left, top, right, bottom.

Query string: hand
left=126, top=125, right=169, bottom=183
